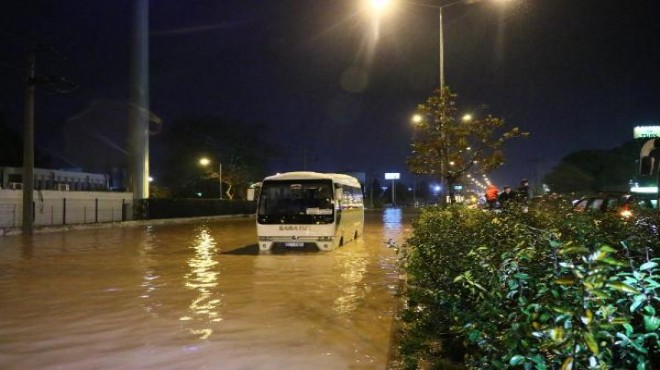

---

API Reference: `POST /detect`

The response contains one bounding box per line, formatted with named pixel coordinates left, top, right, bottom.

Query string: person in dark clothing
left=498, top=185, right=514, bottom=207
left=517, top=178, right=530, bottom=201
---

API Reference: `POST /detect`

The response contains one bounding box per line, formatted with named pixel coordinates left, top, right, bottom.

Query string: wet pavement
left=0, top=208, right=415, bottom=370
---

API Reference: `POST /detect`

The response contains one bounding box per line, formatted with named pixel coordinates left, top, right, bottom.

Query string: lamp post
left=373, top=0, right=511, bottom=205
left=371, top=0, right=511, bottom=88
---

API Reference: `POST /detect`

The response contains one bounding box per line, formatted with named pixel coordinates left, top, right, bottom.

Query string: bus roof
left=263, top=171, right=361, bottom=188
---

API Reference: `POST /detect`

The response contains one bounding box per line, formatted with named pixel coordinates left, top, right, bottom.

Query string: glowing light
left=180, top=228, right=222, bottom=339
left=620, top=209, right=633, bottom=219
left=630, top=186, right=658, bottom=194
left=199, top=157, right=210, bottom=166
left=369, top=0, right=392, bottom=13
left=462, top=114, right=473, bottom=122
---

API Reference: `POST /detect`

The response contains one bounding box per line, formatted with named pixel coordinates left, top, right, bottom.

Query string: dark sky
left=1, top=0, right=659, bottom=187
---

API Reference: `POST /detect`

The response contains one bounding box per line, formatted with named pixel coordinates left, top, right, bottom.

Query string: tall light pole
left=370, top=0, right=511, bottom=205
left=128, top=0, right=150, bottom=206
left=381, top=0, right=510, bottom=88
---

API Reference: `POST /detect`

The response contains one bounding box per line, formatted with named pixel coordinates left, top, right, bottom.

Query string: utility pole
left=128, top=0, right=150, bottom=214
left=21, top=50, right=36, bottom=235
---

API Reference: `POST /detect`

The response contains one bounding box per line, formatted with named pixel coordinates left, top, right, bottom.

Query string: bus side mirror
left=247, top=188, right=256, bottom=201
left=334, top=188, right=343, bottom=204
left=640, top=156, right=655, bottom=176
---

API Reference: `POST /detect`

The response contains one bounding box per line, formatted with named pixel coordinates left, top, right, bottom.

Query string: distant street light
left=199, top=157, right=222, bottom=200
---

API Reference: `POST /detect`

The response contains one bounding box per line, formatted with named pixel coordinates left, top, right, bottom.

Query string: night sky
left=1, top=0, right=659, bottom=188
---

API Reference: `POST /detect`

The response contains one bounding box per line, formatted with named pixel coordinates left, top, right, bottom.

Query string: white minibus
left=248, top=171, right=364, bottom=252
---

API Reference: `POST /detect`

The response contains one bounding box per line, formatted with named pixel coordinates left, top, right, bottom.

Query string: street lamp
left=368, top=0, right=512, bottom=89
left=199, top=157, right=223, bottom=200
left=370, top=0, right=392, bottom=13
left=373, top=0, right=512, bottom=205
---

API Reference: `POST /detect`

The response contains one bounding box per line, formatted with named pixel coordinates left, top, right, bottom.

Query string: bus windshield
left=257, top=179, right=334, bottom=224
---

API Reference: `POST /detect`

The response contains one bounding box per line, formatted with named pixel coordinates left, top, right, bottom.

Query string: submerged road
left=0, top=209, right=414, bottom=370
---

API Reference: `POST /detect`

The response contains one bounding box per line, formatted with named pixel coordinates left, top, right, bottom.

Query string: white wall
left=0, top=190, right=133, bottom=230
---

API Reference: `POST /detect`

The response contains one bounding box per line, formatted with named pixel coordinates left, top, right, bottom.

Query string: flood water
left=0, top=209, right=414, bottom=370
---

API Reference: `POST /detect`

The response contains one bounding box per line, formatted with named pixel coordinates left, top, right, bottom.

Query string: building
left=0, top=167, right=109, bottom=191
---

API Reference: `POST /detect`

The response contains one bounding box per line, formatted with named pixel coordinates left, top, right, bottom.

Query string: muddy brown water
left=0, top=209, right=414, bottom=370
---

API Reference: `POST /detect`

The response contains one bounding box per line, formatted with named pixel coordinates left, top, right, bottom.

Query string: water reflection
left=180, top=227, right=222, bottom=339
left=382, top=208, right=405, bottom=244
left=333, top=246, right=368, bottom=315
left=138, top=226, right=162, bottom=315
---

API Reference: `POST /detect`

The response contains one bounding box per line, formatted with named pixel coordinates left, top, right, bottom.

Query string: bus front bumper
left=259, top=236, right=336, bottom=252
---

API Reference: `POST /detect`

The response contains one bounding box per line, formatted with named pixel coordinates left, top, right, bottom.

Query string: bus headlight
left=317, top=236, right=333, bottom=241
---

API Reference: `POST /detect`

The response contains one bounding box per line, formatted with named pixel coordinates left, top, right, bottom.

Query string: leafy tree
left=542, top=161, right=596, bottom=193
left=155, top=115, right=276, bottom=199
left=543, top=140, right=643, bottom=193
left=407, top=87, right=528, bottom=203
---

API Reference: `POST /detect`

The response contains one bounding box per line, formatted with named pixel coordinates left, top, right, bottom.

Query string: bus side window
left=342, top=186, right=352, bottom=208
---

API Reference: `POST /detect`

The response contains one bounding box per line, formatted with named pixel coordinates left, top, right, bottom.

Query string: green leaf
left=589, top=250, right=608, bottom=262
left=560, top=247, right=589, bottom=255
left=550, top=327, right=566, bottom=343
left=599, top=245, right=617, bottom=253
left=555, top=278, right=575, bottom=285
left=644, top=315, right=660, bottom=331
left=492, top=359, right=506, bottom=369
left=610, top=317, right=628, bottom=325
left=639, top=261, right=658, bottom=271
left=509, top=355, right=525, bottom=366
left=623, top=323, right=634, bottom=336
left=581, top=309, right=594, bottom=325
left=601, top=258, right=628, bottom=267
left=529, top=355, right=547, bottom=370
left=630, top=295, right=647, bottom=313
left=467, top=329, right=481, bottom=342
left=560, top=357, right=573, bottom=370
left=584, top=331, right=599, bottom=355
left=591, top=289, right=611, bottom=300
left=607, top=282, right=641, bottom=294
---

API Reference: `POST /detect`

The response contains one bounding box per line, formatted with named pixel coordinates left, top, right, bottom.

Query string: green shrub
left=398, top=204, right=659, bottom=369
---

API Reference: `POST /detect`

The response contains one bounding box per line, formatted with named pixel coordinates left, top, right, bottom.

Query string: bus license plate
left=284, top=242, right=304, bottom=248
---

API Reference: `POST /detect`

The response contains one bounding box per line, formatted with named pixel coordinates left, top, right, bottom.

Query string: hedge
left=395, top=200, right=660, bottom=369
